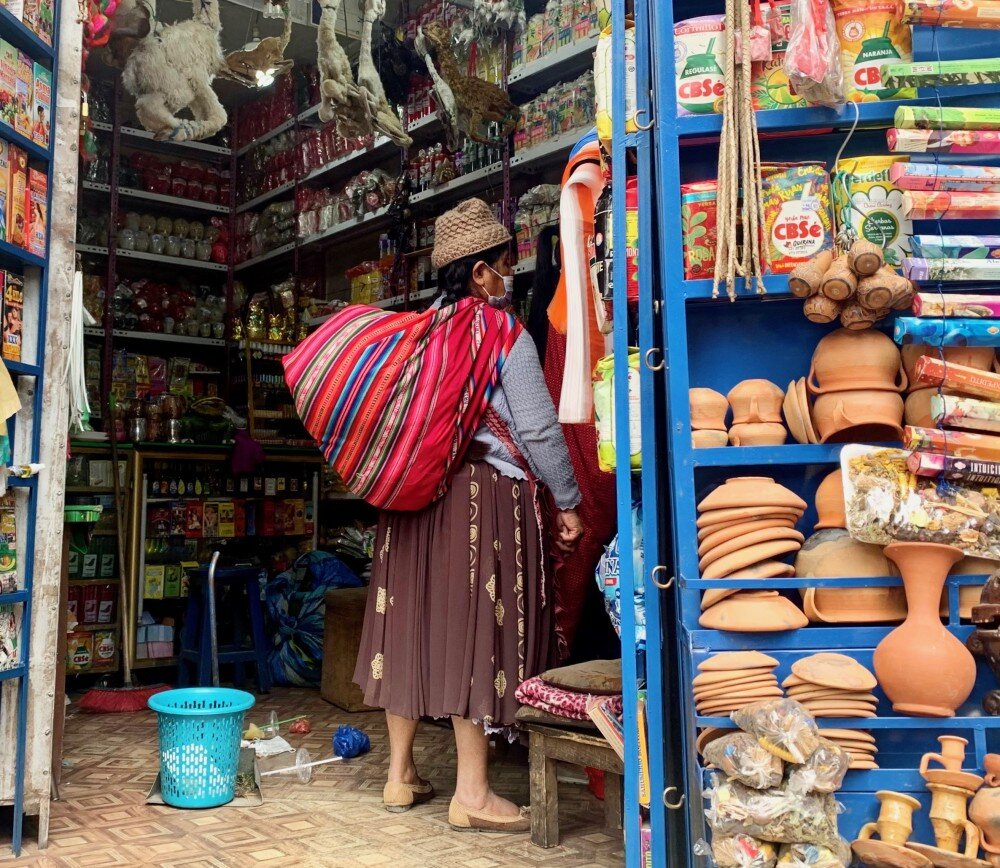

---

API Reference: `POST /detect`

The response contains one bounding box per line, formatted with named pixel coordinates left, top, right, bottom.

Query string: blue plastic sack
left=333, top=725, right=370, bottom=759
left=594, top=502, right=646, bottom=650
left=264, top=552, right=363, bottom=687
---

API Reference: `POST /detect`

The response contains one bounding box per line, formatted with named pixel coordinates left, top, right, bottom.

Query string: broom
left=78, top=397, right=168, bottom=712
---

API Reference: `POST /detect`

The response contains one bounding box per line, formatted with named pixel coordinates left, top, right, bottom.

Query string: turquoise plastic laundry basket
left=148, top=687, right=255, bottom=808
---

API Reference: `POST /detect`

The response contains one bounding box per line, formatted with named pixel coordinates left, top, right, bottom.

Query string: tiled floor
left=4, top=687, right=624, bottom=867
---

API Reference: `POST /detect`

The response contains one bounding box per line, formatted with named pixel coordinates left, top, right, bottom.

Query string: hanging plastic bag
left=736, top=0, right=776, bottom=64
left=783, top=0, right=845, bottom=107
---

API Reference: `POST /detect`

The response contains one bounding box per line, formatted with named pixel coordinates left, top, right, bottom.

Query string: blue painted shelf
left=0, top=589, right=28, bottom=605
left=691, top=443, right=845, bottom=466
left=5, top=360, right=41, bottom=378
left=0, top=665, right=26, bottom=683
left=0, top=5, right=53, bottom=61
left=695, top=716, right=1000, bottom=730
left=0, top=239, right=46, bottom=270
left=0, top=123, right=50, bottom=164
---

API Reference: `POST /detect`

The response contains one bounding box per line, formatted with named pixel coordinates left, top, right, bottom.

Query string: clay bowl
left=697, top=477, right=808, bottom=513
left=698, top=590, right=808, bottom=632
left=699, top=527, right=805, bottom=571
left=922, top=768, right=985, bottom=792
left=701, top=539, right=803, bottom=580
left=727, top=379, right=784, bottom=424
left=795, top=378, right=820, bottom=444
left=696, top=505, right=804, bottom=529
left=802, top=703, right=877, bottom=717
left=729, top=422, right=787, bottom=447
left=698, top=518, right=798, bottom=554
left=853, top=839, right=932, bottom=868
left=812, top=390, right=904, bottom=444
left=695, top=727, right=729, bottom=755
left=902, top=344, right=996, bottom=384
left=689, top=387, right=729, bottom=431
left=697, top=651, right=779, bottom=672
left=790, top=652, right=878, bottom=691
left=787, top=686, right=877, bottom=703
left=783, top=381, right=809, bottom=445
left=814, top=469, right=846, bottom=530
left=692, top=429, right=729, bottom=449
left=808, top=328, right=907, bottom=395
left=727, top=561, right=795, bottom=579
left=906, top=842, right=990, bottom=868
left=803, top=586, right=908, bottom=624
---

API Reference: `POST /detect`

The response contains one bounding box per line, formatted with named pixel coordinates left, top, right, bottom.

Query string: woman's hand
left=555, top=509, right=584, bottom=554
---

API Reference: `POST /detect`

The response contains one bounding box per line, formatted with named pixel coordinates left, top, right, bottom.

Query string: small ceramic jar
left=727, top=379, right=784, bottom=424
left=166, top=235, right=181, bottom=257
left=689, top=388, right=729, bottom=431
left=728, top=422, right=787, bottom=447
left=813, top=389, right=904, bottom=443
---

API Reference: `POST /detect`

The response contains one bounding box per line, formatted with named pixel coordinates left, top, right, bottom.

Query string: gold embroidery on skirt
left=371, top=653, right=384, bottom=680
left=494, top=671, right=507, bottom=698
left=469, top=467, right=480, bottom=593
left=515, top=486, right=526, bottom=682
left=389, top=595, right=394, bottom=606
left=495, top=599, right=504, bottom=626
left=375, top=587, right=387, bottom=614
left=379, top=525, right=392, bottom=564
left=486, top=574, right=496, bottom=602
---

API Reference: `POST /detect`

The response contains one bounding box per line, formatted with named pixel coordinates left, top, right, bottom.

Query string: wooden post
left=528, top=730, right=559, bottom=848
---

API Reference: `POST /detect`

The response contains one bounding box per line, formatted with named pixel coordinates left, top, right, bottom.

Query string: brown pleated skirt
left=353, top=461, right=554, bottom=728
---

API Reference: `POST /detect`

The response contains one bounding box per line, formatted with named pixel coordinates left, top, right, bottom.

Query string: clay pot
left=690, top=387, right=729, bottom=431
left=970, top=783, right=1000, bottom=859
left=697, top=477, right=808, bottom=513
left=698, top=590, right=808, bottom=632
left=902, top=344, right=996, bottom=385
left=729, top=422, right=787, bottom=446
left=808, top=328, right=907, bottom=395
left=812, top=390, right=904, bottom=443
left=692, top=429, right=728, bottom=449
left=905, top=387, right=943, bottom=429
left=928, top=782, right=980, bottom=856
left=727, top=379, right=785, bottom=424
left=858, top=790, right=922, bottom=846
left=920, top=736, right=969, bottom=774
left=874, top=542, right=976, bottom=717
left=814, top=469, right=846, bottom=530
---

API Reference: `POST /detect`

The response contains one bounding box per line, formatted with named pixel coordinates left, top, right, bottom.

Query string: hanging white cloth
left=66, top=270, right=96, bottom=434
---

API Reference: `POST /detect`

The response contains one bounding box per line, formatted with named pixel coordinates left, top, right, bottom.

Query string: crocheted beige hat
left=431, top=198, right=511, bottom=270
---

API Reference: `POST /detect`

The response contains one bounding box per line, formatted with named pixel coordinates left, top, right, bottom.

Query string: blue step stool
left=179, top=564, right=271, bottom=693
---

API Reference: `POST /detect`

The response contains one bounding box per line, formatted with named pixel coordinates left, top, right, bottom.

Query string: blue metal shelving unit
left=609, top=0, right=1000, bottom=861
left=0, top=1, right=59, bottom=856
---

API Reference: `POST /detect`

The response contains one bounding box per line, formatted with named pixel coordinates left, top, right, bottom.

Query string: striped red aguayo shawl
left=283, top=297, right=522, bottom=512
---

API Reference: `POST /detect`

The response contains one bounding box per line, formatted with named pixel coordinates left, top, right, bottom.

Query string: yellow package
left=832, top=0, right=915, bottom=103
left=593, top=350, right=641, bottom=472
left=832, top=155, right=913, bottom=266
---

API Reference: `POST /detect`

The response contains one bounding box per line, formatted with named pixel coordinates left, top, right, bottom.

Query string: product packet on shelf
left=0, top=42, right=15, bottom=130
left=904, top=257, right=1000, bottom=281
left=895, top=315, right=1000, bottom=346
left=911, top=235, right=1000, bottom=260
left=888, top=128, right=1000, bottom=155
left=890, top=161, right=1000, bottom=193
left=13, top=51, right=29, bottom=139
left=882, top=57, right=1000, bottom=90
left=2, top=271, right=22, bottom=361
left=31, top=63, right=48, bottom=147
left=901, top=0, right=1000, bottom=28
left=0, top=492, right=15, bottom=594
left=760, top=163, right=834, bottom=274
left=905, top=425, right=1000, bottom=460
left=913, top=290, right=1000, bottom=315
left=6, top=144, right=26, bottom=248
left=904, top=190, right=1000, bottom=220
left=907, top=451, right=1000, bottom=484
left=832, top=156, right=912, bottom=265
left=895, top=105, right=1000, bottom=130
left=832, top=0, right=914, bottom=103
left=0, top=603, right=21, bottom=670
left=914, top=355, right=1000, bottom=401
left=24, top=167, right=44, bottom=257
left=931, top=393, right=1000, bottom=433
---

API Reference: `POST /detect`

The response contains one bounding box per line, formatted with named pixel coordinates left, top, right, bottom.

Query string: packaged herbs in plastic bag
left=694, top=834, right=778, bottom=868
left=703, top=731, right=785, bottom=790
left=731, top=699, right=821, bottom=764
left=786, top=739, right=850, bottom=794
left=777, top=841, right=850, bottom=867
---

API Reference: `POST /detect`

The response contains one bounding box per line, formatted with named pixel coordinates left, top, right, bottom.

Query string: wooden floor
left=3, top=687, right=624, bottom=867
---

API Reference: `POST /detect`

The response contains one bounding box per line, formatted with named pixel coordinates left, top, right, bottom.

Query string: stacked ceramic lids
left=692, top=651, right=782, bottom=718
left=804, top=328, right=906, bottom=444
left=783, top=653, right=880, bottom=770
left=697, top=476, right=808, bottom=631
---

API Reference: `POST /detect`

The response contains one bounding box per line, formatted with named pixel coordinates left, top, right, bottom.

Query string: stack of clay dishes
left=902, top=345, right=994, bottom=429
left=783, top=376, right=820, bottom=445
left=807, top=328, right=906, bottom=443
left=783, top=653, right=880, bottom=769
left=796, top=468, right=908, bottom=624
left=692, top=651, right=783, bottom=719
left=690, top=388, right=729, bottom=449
left=697, top=477, right=808, bottom=631
left=726, top=379, right=787, bottom=446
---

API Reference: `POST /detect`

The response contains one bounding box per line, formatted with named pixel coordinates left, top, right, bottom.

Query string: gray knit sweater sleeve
left=500, top=332, right=581, bottom=510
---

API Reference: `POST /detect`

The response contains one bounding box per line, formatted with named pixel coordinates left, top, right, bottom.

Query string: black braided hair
left=437, top=242, right=508, bottom=305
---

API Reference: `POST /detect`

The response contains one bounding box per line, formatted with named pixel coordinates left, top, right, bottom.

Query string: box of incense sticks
left=901, top=0, right=1000, bottom=28
left=895, top=316, right=1000, bottom=347
left=911, top=234, right=1000, bottom=259
left=931, top=393, right=1000, bottom=433
left=907, top=451, right=1000, bottom=485
left=883, top=58, right=1000, bottom=90
left=889, top=128, right=1000, bottom=154
left=905, top=425, right=1000, bottom=460
left=890, top=161, right=1000, bottom=192
left=903, top=190, right=1000, bottom=219
left=904, top=257, right=1000, bottom=281
left=914, top=355, right=1000, bottom=402
left=895, top=106, right=1000, bottom=131
left=913, top=292, right=1000, bottom=317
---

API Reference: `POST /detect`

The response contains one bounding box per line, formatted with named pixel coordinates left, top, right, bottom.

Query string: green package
left=593, top=350, right=641, bottom=473
left=894, top=105, right=1000, bottom=131
left=882, top=57, right=1000, bottom=89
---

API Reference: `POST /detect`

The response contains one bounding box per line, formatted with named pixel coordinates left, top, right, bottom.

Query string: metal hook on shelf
left=650, top=566, right=674, bottom=590
left=633, top=109, right=655, bottom=132
left=644, top=347, right=664, bottom=372
left=663, top=786, right=686, bottom=810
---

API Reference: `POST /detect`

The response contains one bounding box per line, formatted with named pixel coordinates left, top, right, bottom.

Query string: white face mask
left=486, top=265, right=514, bottom=310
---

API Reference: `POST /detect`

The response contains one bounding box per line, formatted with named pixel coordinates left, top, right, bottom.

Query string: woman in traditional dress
left=353, top=199, right=583, bottom=832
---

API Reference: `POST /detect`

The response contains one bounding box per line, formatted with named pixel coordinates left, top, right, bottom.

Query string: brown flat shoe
left=448, top=797, right=531, bottom=832
left=383, top=780, right=435, bottom=813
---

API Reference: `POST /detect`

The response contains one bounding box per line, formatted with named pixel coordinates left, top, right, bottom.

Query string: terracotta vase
left=858, top=790, right=922, bottom=846
left=808, top=328, right=907, bottom=394
left=729, top=422, right=787, bottom=446
left=814, top=469, right=846, bottom=530
left=970, top=783, right=1000, bottom=863
left=874, top=542, right=977, bottom=717
left=812, top=390, right=904, bottom=444
left=928, top=782, right=980, bottom=855
left=727, top=379, right=785, bottom=424
left=921, top=736, right=969, bottom=774
left=690, top=387, right=729, bottom=431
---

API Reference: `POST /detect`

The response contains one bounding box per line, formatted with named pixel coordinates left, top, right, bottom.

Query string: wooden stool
left=525, top=723, right=624, bottom=848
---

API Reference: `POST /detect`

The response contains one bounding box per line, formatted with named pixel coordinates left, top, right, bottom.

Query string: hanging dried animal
left=121, top=0, right=227, bottom=142
left=371, top=19, right=422, bottom=110
left=219, top=4, right=294, bottom=88
left=416, top=20, right=519, bottom=147
left=316, top=0, right=374, bottom=138
left=414, top=25, right=460, bottom=149
left=455, top=0, right=526, bottom=42
left=357, top=0, right=412, bottom=147
left=89, top=0, right=154, bottom=68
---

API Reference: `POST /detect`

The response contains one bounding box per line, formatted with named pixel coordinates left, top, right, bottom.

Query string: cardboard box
left=218, top=501, right=234, bottom=537
left=27, top=0, right=52, bottom=45
left=25, top=167, right=45, bottom=257
left=2, top=271, right=22, bottom=362
left=202, top=502, right=219, bottom=538
left=164, top=564, right=181, bottom=598
left=185, top=500, right=203, bottom=538
left=13, top=51, right=30, bottom=138
left=7, top=144, right=26, bottom=248
left=2, top=0, right=24, bottom=20
left=144, top=565, right=165, bottom=600
left=30, top=63, right=48, bottom=146
left=0, top=42, right=16, bottom=130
